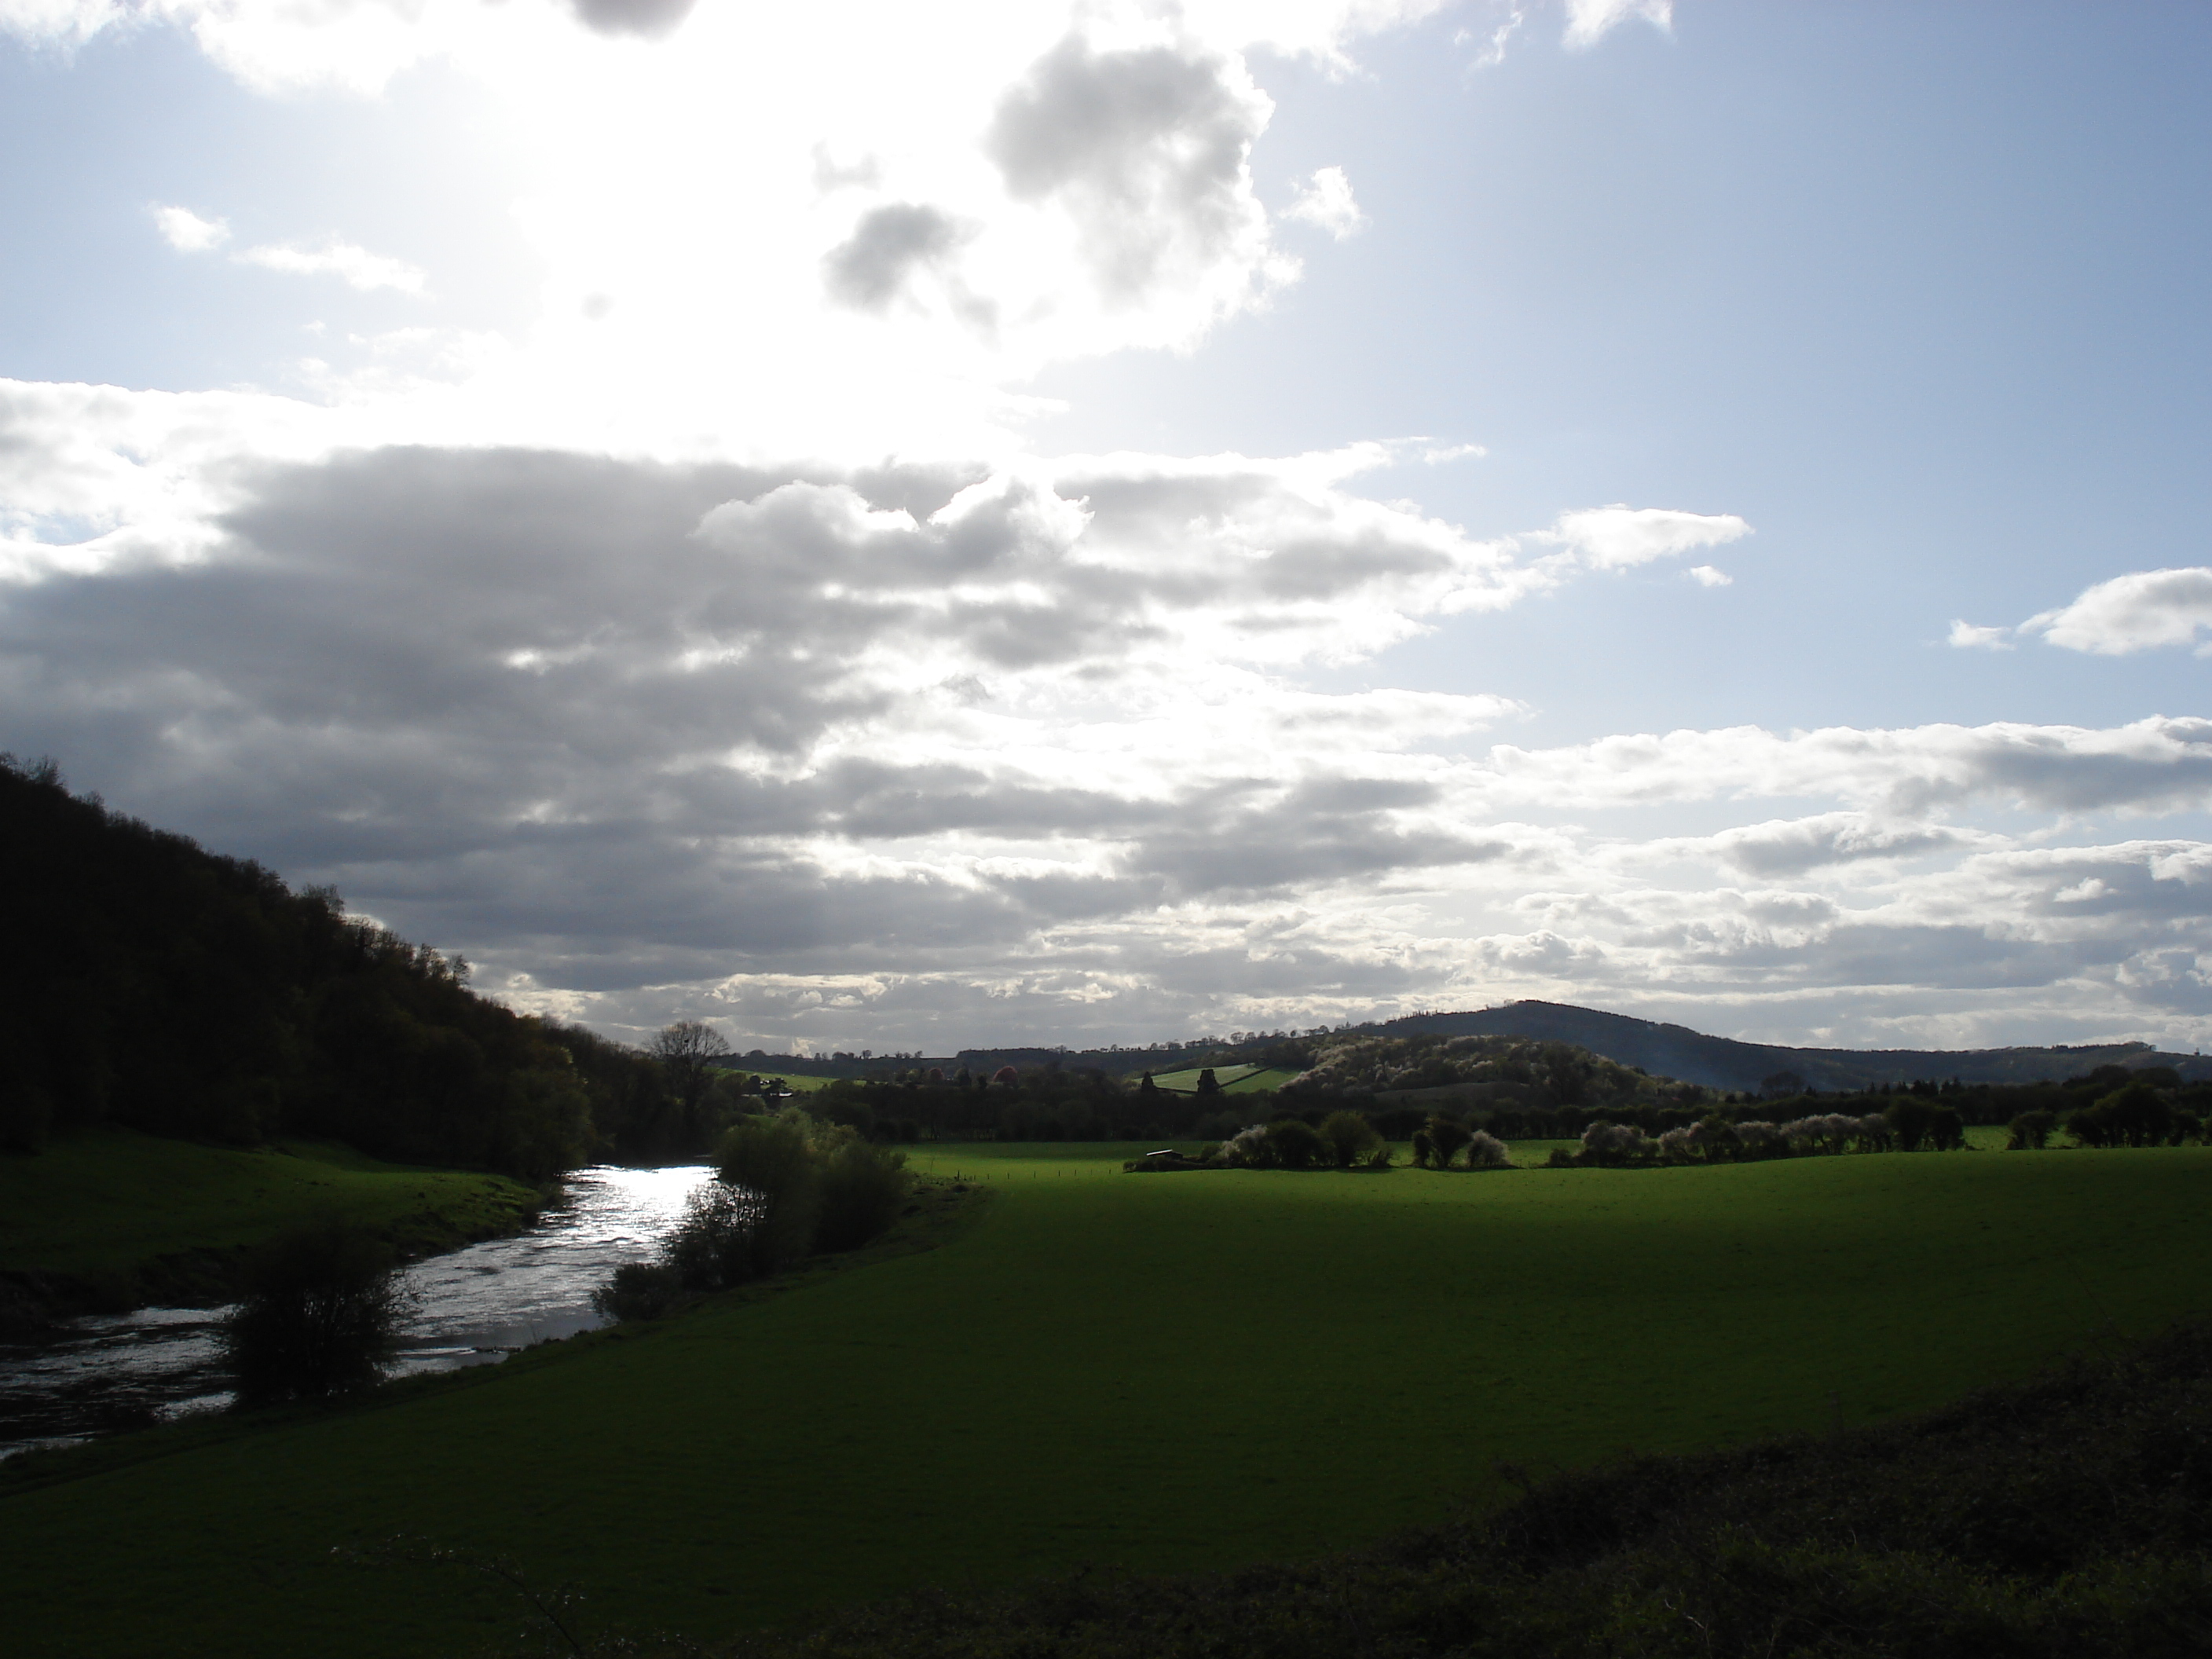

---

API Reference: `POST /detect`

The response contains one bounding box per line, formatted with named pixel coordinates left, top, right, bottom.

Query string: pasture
left=1142, top=1063, right=1301, bottom=1093
left=4, top=1142, right=2209, bottom=1657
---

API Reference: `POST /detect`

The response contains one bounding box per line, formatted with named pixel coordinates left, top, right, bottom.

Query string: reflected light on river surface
left=0, top=1165, right=711, bottom=1460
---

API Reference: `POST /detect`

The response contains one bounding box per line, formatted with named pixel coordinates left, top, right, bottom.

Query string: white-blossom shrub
left=1580, top=1121, right=1655, bottom=1163
left=1218, top=1124, right=1274, bottom=1167
left=1466, top=1130, right=1511, bottom=1168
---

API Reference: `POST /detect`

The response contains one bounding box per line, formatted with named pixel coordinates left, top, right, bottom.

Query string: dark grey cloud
left=1712, top=814, right=1967, bottom=877
left=822, top=203, right=967, bottom=313
left=986, top=34, right=1265, bottom=301
left=0, top=445, right=1506, bottom=1024
left=571, top=0, right=695, bottom=40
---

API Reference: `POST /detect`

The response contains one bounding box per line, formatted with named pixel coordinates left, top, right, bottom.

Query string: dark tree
left=220, top=1219, right=416, bottom=1404
left=1424, top=1114, right=1473, bottom=1169
left=1317, top=1109, right=1381, bottom=1169
left=651, top=1020, right=734, bottom=1140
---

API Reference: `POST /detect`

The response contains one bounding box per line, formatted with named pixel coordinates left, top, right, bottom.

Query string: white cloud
left=12, top=430, right=2212, bottom=1052
left=1459, top=5, right=1526, bottom=69
left=1684, top=564, right=1730, bottom=588
left=236, top=238, right=428, bottom=295
left=1540, top=504, right=1752, bottom=570
left=1562, top=0, right=1672, bottom=50
left=1284, top=166, right=1367, bottom=238
left=2021, top=566, right=2212, bottom=656
left=1948, top=619, right=2012, bottom=650
left=1475, top=716, right=2212, bottom=817
left=152, top=204, right=229, bottom=253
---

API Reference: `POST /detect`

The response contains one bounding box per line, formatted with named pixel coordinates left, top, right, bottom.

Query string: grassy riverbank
left=4, top=1144, right=2210, bottom=1657
left=0, top=1127, right=544, bottom=1316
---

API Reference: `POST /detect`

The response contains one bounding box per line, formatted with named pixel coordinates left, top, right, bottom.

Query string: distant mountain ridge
left=1366, top=1002, right=2212, bottom=1093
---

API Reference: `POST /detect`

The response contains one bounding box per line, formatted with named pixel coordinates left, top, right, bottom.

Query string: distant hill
left=1367, top=1002, right=2212, bottom=1093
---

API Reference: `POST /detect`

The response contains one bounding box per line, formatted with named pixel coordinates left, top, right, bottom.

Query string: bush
left=1579, top=1121, right=1654, bottom=1164
left=1264, top=1118, right=1328, bottom=1170
left=1218, top=1124, right=1273, bottom=1166
left=590, top=1260, right=685, bottom=1323
left=1885, top=1097, right=1937, bottom=1151
left=815, top=1137, right=910, bottom=1252
left=1423, top=1115, right=1472, bottom=1169
left=2006, top=1108, right=2057, bottom=1150
left=2070, top=1080, right=2175, bottom=1148
left=1317, top=1109, right=1381, bottom=1169
left=220, top=1218, right=415, bottom=1405
left=660, top=1181, right=762, bottom=1291
left=1465, top=1129, right=1511, bottom=1169
left=716, top=1110, right=823, bottom=1273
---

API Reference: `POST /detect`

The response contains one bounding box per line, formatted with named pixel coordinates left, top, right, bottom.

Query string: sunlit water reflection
left=0, top=1163, right=709, bottom=1461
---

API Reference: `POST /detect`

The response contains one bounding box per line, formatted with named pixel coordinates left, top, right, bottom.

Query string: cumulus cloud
left=1948, top=619, right=2012, bottom=650
left=1284, top=166, right=1366, bottom=237
left=152, top=204, right=229, bottom=252
left=2022, top=566, right=2212, bottom=656
left=0, top=443, right=1545, bottom=1004
left=1476, top=717, right=2212, bottom=818
left=985, top=31, right=1284, bottom=314
left=1697, top=814, right=1973, bottom=878
left=1540, top=504, right=1752, bottom=570
left=822, top=203, right=973, bottom=315
left=5, top=4, right=1460, bottom=440
left=1685, top=564, right=1730, bottom=588
left=12, top=431, right=2212, bottom=1051
left=236, top=237, right=427, bottom=294
left=1562, top=0, right=1672, bottom=50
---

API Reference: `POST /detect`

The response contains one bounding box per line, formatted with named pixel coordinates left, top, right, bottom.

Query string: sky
left=4, top=0, right=2212, bottom=1057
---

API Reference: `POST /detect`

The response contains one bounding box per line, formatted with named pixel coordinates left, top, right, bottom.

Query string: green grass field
left=0, top=1129, right=544, bottom=1304
left=1144, top=1063, right=1298, bottom=1094
left=4, top=1142, right=2209, bottom=1657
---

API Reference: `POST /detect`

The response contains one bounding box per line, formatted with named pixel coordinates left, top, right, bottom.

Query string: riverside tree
left=220, top=1218, right=416, bottom=1404
left=651, top=1020, right=734, bottom=1143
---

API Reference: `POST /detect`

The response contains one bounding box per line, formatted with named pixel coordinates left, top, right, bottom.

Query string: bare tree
left=651, top=1020, right=733, bottom=1141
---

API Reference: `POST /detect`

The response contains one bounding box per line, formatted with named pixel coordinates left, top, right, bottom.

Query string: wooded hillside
left=0, top=757, right=667, bottom=1177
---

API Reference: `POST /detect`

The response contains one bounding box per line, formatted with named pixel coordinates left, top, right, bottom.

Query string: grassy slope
left=0, top=1128, right=543, bottom=1301
left=1144, top=1064, right=1298, bottom=1094
left=5, top=1145, right=2210, bottom=1657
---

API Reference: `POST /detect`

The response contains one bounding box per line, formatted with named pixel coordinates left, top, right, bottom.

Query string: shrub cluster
left=1558, top=1104, right=1946, bottom=1167
left=590, top=1109, right=910, bottom=1323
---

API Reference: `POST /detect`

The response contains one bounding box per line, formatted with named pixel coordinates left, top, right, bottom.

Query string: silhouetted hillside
left=1372, top=1001, right=2209, bottom=1092
left=0, top=757, right=668, bottom=1174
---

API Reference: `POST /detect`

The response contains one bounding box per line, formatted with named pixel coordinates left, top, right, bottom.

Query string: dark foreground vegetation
left=712, top=1320, right=2212, bottom=1659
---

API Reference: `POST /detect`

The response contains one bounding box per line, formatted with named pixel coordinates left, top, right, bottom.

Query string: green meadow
left=5, top=1143, right=2210, bottom=1657
left=1143, top=1063, right=1302, bottom=1093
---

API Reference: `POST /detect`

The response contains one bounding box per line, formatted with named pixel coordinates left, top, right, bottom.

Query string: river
left=0, top=1163, right=711, bottom=1462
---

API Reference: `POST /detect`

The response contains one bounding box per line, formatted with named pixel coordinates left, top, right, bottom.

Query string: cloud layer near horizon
left=8, top=432, right=2212, bottom=1055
